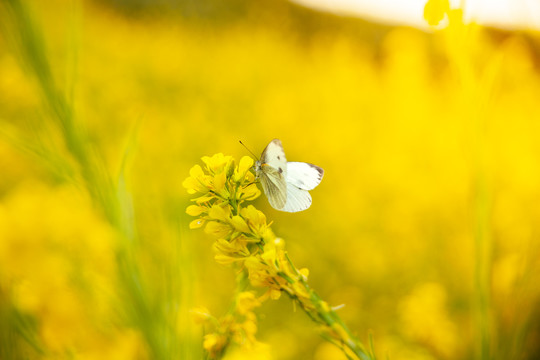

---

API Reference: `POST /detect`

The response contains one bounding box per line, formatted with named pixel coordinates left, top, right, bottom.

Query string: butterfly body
left=255, top=139, right=323, bottom=212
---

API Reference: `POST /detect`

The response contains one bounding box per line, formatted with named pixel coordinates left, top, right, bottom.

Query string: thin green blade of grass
left=0, top=1, right=186, bottom=359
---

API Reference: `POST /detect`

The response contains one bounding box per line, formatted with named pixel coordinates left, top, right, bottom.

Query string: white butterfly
left=254, top=139, right=324, bottom=212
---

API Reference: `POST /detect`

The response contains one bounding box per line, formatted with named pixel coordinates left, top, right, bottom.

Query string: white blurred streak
left=291, top=0, right=540, bottom=30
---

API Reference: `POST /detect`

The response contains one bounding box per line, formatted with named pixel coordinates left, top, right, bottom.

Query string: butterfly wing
left=259, top=139, right=288, bottom=210
left=286, top=162, right=324, bottom=190
left=259, top=167, right=287, bottom=210
left=260, top=139, right=287, bottom=178
left=281, top=184, right=312, bottom=212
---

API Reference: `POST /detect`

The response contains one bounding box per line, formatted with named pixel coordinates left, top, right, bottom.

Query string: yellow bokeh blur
left=1, top=0, right=540, bottom=359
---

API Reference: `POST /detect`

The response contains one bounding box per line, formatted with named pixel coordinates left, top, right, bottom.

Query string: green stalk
left=1, top=0, right=119, bottom=226
left=282, top=253, right=375, bottom=360
left=443, top=9, right=493, bottom=360
left=0, top=2, right=178, bottom=359
left=291, top=274, right=374, bottom=360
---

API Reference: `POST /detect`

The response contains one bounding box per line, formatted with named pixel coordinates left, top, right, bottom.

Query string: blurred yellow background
left=1, top=0, right=540, bottom=359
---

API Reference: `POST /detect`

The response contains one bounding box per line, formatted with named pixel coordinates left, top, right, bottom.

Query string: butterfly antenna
left=239, top=140, right=259, bottom=160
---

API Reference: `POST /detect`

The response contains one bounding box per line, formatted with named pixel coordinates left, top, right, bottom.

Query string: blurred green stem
left=280, top=254, right=375, bottom=360
left=0, top=1, right=178, bottom=359
left=1, top=0, right=119, bottom=226
left=444, top=9, right=492, bottom=360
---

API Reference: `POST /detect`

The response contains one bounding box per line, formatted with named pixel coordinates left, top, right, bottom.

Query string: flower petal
left=230, top=215, right=250, bottom=233
left=204, top=220, right=231, bottom=238
left=208, top=205, right=231, bottom=222
left=186, top=205, right=206, bottom=216
left=189, top=219, right=205, bottom=229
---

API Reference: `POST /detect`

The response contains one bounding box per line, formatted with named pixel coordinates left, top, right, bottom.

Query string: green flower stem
left=277, top=253, right=374, bottom=360
left=290, top=276, right=373, bottom=360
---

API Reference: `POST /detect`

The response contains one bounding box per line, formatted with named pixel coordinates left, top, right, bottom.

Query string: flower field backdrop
left=1, top=0, right=540, bottom=359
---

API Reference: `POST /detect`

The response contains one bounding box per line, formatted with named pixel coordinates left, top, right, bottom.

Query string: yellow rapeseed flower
left=205, top=220, right=233, bottom=238
left=208, top=204, right=232, bottom=221
left=240, top=205, right=271, bottom=239
left=202, top=153, right=234, bottom=174
left=186, top=204, right=206, bottom=216
left=236, top=292, right=261, bottom=315
left=195, top=291, right=265, bottom=359
left=189, top=218, right=206, bottom=229
left=204, top=333, right=228, bottom=358
left=234, top=156, right=254, bottom=183
left=230, top=215, right=251, bottom=233
left=182, top=164, right=209, bottom=194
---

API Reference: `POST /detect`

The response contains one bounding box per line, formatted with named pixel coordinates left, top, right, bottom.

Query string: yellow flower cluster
left=183, top=154, right=268, bottom=261
left=184, top=154, right=260, bottom=225
left=184, top=153, right=374, bottom=359
left=192, top=292, right=263, bottom=359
